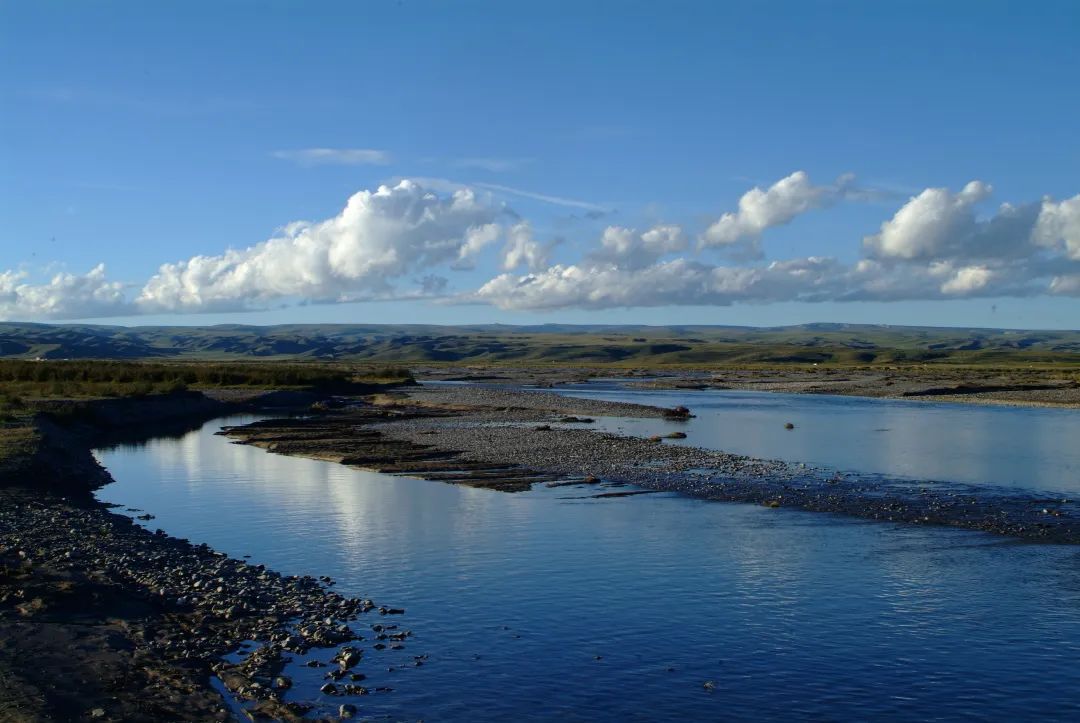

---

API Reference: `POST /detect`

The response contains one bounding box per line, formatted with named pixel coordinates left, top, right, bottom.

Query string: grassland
left=0, top=359, right=413, bottom=400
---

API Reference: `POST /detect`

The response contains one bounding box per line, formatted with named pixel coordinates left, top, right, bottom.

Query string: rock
left=320, top=682, right=338, bottom=695
left=784, top=422, right=795, bottom=429
left=90, top=709, right=106, bottom=719
left=336, top=647, right=362, bottom=669
left=339, top=703, right=357, bottom=718
left=664, top=432, right=687, bottom=439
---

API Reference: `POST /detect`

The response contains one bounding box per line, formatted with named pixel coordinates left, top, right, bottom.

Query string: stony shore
left=0, top=391, right=413, bottom=722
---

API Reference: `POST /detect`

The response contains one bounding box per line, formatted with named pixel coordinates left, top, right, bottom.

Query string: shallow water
left=94, top=405, right=1080, bottom=721
left=550, top=383, right=1080, bottom=494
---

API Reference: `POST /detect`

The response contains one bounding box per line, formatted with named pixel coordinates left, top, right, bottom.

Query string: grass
left=0, top=360, right=414, bottom=400
left=0, top=425, right=40, bottom=473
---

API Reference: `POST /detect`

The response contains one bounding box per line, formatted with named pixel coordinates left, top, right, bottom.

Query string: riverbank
left=415, top=366, right=1080, bottom=409
left=0, top=487, right=402, bottom=721
left=0, top=387, right=414, bottom=721
left=221, top=385, right=1080, bottom=544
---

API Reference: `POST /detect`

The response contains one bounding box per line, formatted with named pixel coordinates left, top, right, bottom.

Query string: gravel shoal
left=363, top=386, right=1080, bottom=543
left=0, top=489, right=411, bottom=721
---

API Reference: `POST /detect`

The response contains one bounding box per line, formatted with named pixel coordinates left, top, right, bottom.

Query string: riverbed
left=93, top=386, right=1080, bottom=720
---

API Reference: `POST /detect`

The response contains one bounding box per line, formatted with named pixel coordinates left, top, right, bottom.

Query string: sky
left=1, top=0, right=1079, bottom=329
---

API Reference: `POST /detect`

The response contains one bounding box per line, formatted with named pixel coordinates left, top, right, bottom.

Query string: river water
left=549, top=382, right=1080, bottom=494
left=94, top=387, right=1080, bottom=720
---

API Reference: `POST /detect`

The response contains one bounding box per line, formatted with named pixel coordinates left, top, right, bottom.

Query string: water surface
left=550, top=383, right=1080, bottom=494
left=94, top=408, right=1080, bottom=720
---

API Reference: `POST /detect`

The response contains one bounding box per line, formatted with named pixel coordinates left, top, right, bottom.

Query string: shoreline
left=3, top=376, right=1078, bottom=717
left=222, top=384, right=1080, bottom=544
left=0, top=390, right=413, bottom=721
left=415, top=366, right=1080, bottom=410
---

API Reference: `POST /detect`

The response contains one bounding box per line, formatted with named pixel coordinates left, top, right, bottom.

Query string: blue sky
left=2, top=0, right=1078, bottom=328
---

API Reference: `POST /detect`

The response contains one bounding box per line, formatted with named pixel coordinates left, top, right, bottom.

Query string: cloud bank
left=476, top=176, right=1080, bottom=310
left=1, top=173, right=1078, bottom=320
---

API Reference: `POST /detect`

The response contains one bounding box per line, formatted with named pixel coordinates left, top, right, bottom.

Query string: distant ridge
left=0, top=322, right=1077, bottom=365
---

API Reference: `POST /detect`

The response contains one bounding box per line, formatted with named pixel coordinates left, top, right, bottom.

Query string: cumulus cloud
left=271, top=148, right=392, bottom=166
left=1034, top=195, right=1080, bottom=260
left=473, top=257, right=847, bottom=310
left=0, top=265, right=130, bottom=320
left=3, top=175, right=1079, bottom=320
left=863, top=181, right=1007, bottom=260
left=473, top=181, right=1080, bottom=310
left=501, top=222, right=555, bottom=271
left=588, top=224, right=686, bottom=269
left=453, top=223, right=502, bottom=269
left=700, top=171, right=856, bottom=256
left=137, top=180, right=503, bottom=313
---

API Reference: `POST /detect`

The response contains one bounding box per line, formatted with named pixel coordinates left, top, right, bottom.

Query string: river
left=94, top=386, right=1080, bottom=720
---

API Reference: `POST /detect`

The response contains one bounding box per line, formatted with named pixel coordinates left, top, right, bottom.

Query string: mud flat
left=221, top=385, right=1080, bottom=544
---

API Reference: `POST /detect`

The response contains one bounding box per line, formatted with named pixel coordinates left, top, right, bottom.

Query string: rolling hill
left=0, top=322, right=1078, bottom=367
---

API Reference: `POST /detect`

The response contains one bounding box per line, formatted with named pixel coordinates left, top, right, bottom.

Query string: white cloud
left=700, top=171, right=855, bottom=255
left=137, top=180, right=502, bottom=313
left=454, top=223, right=502, bottom=268
left=0, top=265, right=129, bottom=320
left=501, top=222, right=554, bottom=271
left=1050, top=274, right=1080, bottom=296
left=271, top=148, right=392, bottom=166
left=940, top=265, right=994, bottom=295
left=471, top=179, right=1080, bottom=310
left=1034, top=194, right=1080, bottom=260
left=3, top=175, right=1079, bottom=320
left=863, top=181, right=998, bottom=259
left=473, top=257, right=847, bottom=310
left=589, top=224, right=686, bottom=269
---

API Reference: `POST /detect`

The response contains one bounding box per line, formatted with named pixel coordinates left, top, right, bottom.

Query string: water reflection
left=551, top=384, right=1080, bottom=493
left=94, top=414, right=1080, bottom=720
